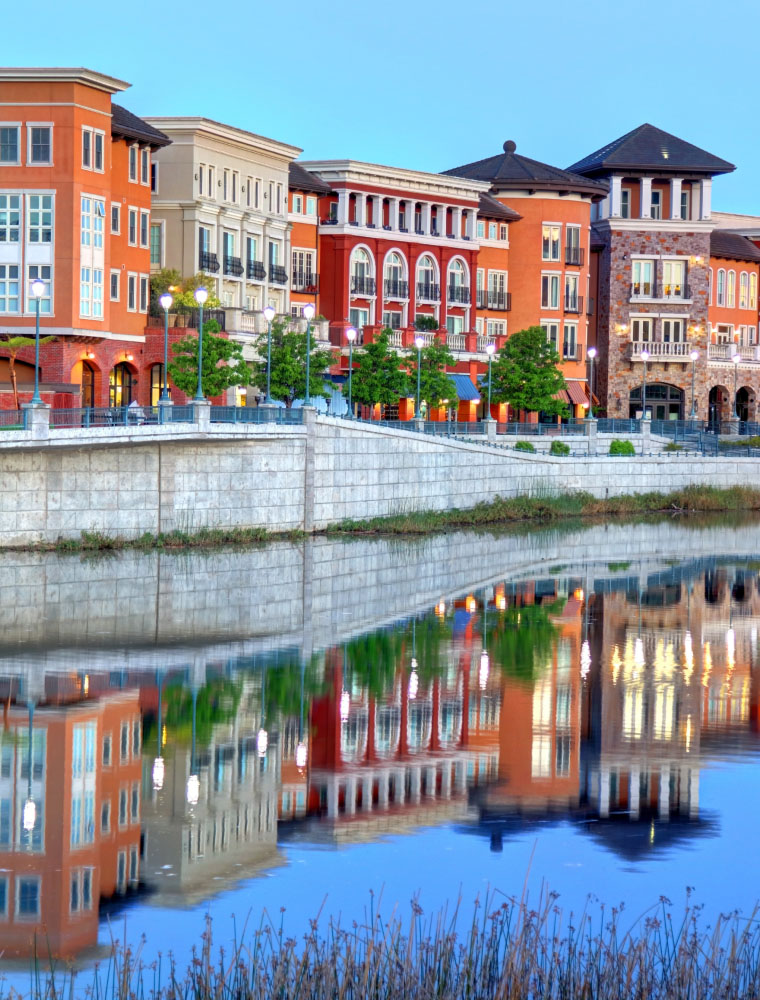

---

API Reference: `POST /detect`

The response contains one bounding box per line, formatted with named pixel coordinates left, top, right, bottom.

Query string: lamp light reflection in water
left=408, top=669, right=419, bottom=700
left=152, top=756, right=165, bottom=790
left=339, top=690, right=350, bottom=721
left=295, top=742, right=308, bottom=770
left=257, top=728, right=269, bottom=757
left=479, top=650, right=489, bottom=691
left=580, top=640, right=591, bottom=681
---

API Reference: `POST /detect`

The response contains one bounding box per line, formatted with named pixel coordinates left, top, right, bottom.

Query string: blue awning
left=448, top=373, right=480, bottom=402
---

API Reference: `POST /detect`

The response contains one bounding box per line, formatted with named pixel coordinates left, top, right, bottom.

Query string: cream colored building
left=144, top=116, right=300, bottom=318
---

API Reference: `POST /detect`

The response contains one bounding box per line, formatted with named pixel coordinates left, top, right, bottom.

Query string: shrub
left=550, top=439, right=570, bottom=456
left=515, top=440, right=536, bottom=453
left=720, top=435, right=760, bottom=449
left=609, top=439, right=636, bottom=456
left=664, top=441, right=685, bottom=452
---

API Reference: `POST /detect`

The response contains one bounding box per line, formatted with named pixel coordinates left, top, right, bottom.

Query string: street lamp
left=485, top=342, right=496, bottom=420
left=303, top=302, right=315, bottom=406
left=689, top=349, right=699, bottom=420
left=414, top=334, right=425, bottom=417
left=30, top=278, right=45, bottom=405
left=587, top=346, right=597, bottom=418
left=346, top=326, right=357, bottom=418
left=193, top=287, right=208, bottom=401
left=22, top=702, right=35, bottom=841
left=263, top=305, right=275, bottom=403
left=640, top=348, right=650, bottom=419
left=732, top=351, right=741, bottom=420
left=159, top=292, right=173, bottom=404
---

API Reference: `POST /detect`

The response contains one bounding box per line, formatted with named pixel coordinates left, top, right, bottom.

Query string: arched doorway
left=109, top=363, right=134, bottom=407
left=81, top=362, right=95, bottom=409
left=708, top=385, right=730, bottom=428
left=736, top=386, right=756, bottom=424
left=629, top=383, right=684, bottom=420
left=150, top=364, right=165, bottom=406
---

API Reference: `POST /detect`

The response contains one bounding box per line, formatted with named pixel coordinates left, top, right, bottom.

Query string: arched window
left=740, top=271, right=749, bottom=309
left=383, top=252, right=408, bottom=298
left=447, top=259, right=468, bottom=304
left=717, top=269, right=726, bottom=307
left=709, top=267, right=713, bottom=306
left=150, top=363, right=165, bottom=406
left=751, top=272, right=758, bottom=310
left=416, top=254, right=439, bottom=301
left=727, top=270, right=736, bottom=308
left=109, top=363, right=133, bottom=407
left=350, top=247, right=375, bottom=296
left=81, top=361, right=95, bottom=409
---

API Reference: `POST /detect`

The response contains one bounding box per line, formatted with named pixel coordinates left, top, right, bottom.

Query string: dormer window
left=651, top=190, right=662, bottom=220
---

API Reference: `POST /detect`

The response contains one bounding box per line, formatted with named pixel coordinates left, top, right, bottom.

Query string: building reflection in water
left=0, top=558, right=758, bottom=960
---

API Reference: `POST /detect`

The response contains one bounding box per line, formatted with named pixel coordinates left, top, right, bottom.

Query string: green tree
left=0, top=335, right=56, bottom=409
left=168, top=324, right=252, bottom=398
left=350, top=328, right=410, bottom=414
left=407, top=337, right=457, bottom=410
left=490, top=326, right=568, bottom=417
left=150, top=269, right=221, bottom=313
left=250, top=320, right=335, bottom=407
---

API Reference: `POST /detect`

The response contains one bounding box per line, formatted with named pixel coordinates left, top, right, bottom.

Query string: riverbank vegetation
left=14, top=892, right=760, bottom=1000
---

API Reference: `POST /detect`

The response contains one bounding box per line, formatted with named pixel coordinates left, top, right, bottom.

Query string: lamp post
left=689, top=349, right=699, bottom=420
left=640, top=348, right=650, bottom=420
left=263, top=305, right=275, bottom=404
left=414, top=334, right=424, bottom=417
left=732, top=351, right=741, bottom=420
left=346, top=326, right=357, bottom=418
left=159, top=292, right=172, bottom=404
left=485, top=341, right=495, bottom=420
left=22, top=702, right=35, bottom=845
left=303, top=302, right=315, bottom=406
left=30, top=278, right=45, bottom=405
left=587, top=346, right=597, bottom=418
left=193, top=287, right=208, bottom=401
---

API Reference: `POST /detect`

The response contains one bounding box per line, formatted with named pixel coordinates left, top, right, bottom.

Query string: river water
left=0, top=516, right=759, bottom=979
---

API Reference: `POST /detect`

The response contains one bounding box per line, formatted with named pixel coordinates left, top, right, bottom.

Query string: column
left=658, top=765, right=671, bottom=820
left=326, top=777, right=339, bottom=819
left=337, top=190, right=350, bottom=224
left=452, top=207, right=462, bottom=239
left=628, top=766, right=640, bottom=819
left=610, top=176, right=622, bottom=217
left=441, top=762, right=452, bottom=799
left=345, top=775, right=357, bottom=815
left=410, top=766, right=422, bottom=804
left=393, top=768, right=406, bottom=805
left=640, top=177, right=653, bottom=219
left=378, top=770, right=390, bottom=809
left=425, top=764, right=437, bottom=798
left=355, top=193, right=366, bottom=227
left=670, top=178, right=683, bottom=220
left=465, top=209, right=476, bottom=240
left=375, top=195, right=384, bottom=228
left=389, top=198, right=399, bottom=230
left=421, top=203, right=431, bottom=235
left=361, top=774, right=373, bottom=812
left=689, top=769, right=700, bottom=818
left=699, top=178, right=712, bottom=220
left=599, top=765, right=610, bottom=818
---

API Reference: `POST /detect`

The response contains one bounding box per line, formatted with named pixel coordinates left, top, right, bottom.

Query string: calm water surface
left=0, top=517, right=759, bottom=978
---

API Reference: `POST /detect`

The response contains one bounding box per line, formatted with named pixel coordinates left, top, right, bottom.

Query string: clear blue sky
left=9, top=0, right=760, bottom=213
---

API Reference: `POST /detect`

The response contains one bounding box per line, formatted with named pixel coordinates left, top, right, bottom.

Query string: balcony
left=247, top=260, right=266, bottom=281
left=446, top=332, right=466, bottom=352
left=447, top=284, right=470, bottom=305
left=351, top=275, right=376, bottom=296
left=416, top=282, right=440, bottom=303
left=630, top=282, right=690, bottom=301
left=662, top=282, right=690, bottom=300
left=564, top=295, right=583, bottom=314
left=487, top=291, right=511, bottom=311
left=270, top=265, right=288, bottom=285
left=708, top=344, right=760, bottom=362
left=630, top=281, right=657, bottom=299
left=199, top=250, right=220, bottom=273
left=292, top=271, right=319, bottom=292
left=477, top=335, right=497, bottom=353
left=565, top=246, right=585, bottom=266
left=629, top=341, right=693, bottom=361
left=387, top=330, right=404, bottom=348
left=384, top=278, right=409, bottom=299
left=223, top=255, right=244, bottom=277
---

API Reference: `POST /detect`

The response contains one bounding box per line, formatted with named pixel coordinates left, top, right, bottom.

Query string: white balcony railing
left=447, top=333, right=466, bottom=352
left=708, top=344, right=760, bottom=361
left=629, top=341, right=692, bottom=360
left=388, top=330, right=404, bottom=348
left=476, top=335, right=496, bottom=353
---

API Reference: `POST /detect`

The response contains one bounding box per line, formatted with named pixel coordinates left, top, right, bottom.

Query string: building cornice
left=317, top=222, right=478, bottom=251
left=301, top=160, right=489, bottom=201
left=592, top=218, right=714, bottom=235
left=0, top=67, right=129, bottom=93
left=144, top=117, right=301, bottom=161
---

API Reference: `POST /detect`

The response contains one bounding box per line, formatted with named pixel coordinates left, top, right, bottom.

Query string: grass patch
left=46, top=525, right=305, bottom=554
left=664, top=441, right=685, bottom=452
left=515, top=440, right=536, bottom=453
left=720, top=435, right=760, bottom=448
left=329, top=485, right=760, bottom=536
left=549, top=439, right=570, bottom=456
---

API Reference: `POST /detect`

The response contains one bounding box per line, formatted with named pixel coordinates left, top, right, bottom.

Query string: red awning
left=566, top=381, right=588, bottom=406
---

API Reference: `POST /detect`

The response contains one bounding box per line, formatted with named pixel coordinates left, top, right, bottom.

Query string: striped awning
left=566, top=381, right=589, bottom=406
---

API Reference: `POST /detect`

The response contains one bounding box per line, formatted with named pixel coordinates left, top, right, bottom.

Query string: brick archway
left=709, top=385, right=731, bottom=427
left=737, top=386, right=756, bottom=423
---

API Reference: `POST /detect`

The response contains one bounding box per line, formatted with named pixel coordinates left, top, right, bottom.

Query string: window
left=727, top=270, right=736, bottom=308
left=717, top=268, right=726, bottom=306
left=632, top=259, right=655, bottom=297
left=293, top=248, right=316, bottom=287
left=350, top=247, right=373, bottom=293
left=0, top=194, right=20, bottom=242
left=101, top=801, right=111, bottom=833
left=749, top=326, right=757, bottom=345
left=118, top=788, right=128, bottom=826
left=139, top=211, right=149, bottom=248
left=141, top=148, right=149, bottom=185
left=131, top=782, right=140, bottom=822
left=81, top=197, right=105, bottom=249
left=71, top=868, right=93, bottom=912
left=417, top=254, right=437, bottom=296
left=680, top=189, right=690, bottom=220
left=349, top=307, right=369, bottom=331
left=245, top=176, right=252, bottom=207
left=223, top=168, right=229, bottom=201
left=662, top=260, right=685, bottom=298
left=563, top=323, right=577, bottom=359
left=487, top=270, right=506, bottom=307
left=541, top=321, right=559, bottom=351
left=26, top=265, right=51, bottom=313
left=150, top=224, right=162, bottom=266
left=476, top=220, right=485, bottom=238
left=120, top=721, right=129, bottom=760
left=0, top=876, right=6, bottom=917
left=232, top=171, right=239, bottom=203
left=486, top=318, right=506, bottom=338
left=488, top=222, right=497, bottom=239
left=28, top=194, right=53, bottom=243
left=82, top=128, right=104, bottom=171
left=620, top=189, right=630, bottom=219
left=82, top=130, right=91, bottom=168
left=111, top=203, right=120, bottom=234
left=662, top=318, right=684, bottom=342
left=106, top=269, right=119, bottom=303
left=0, top=125, right=19, bottom=164
left=103, top=733, right=112, bottom=766
left=129, top=145, right=138, bottom=182
left=382, top=310, right=402, bottom=329
left=651, top=189, right=662, bottom=219
left=541, top=273, right=560, bottom=309
left=293, top=194, right=304, bottom=214
left=740, top=271, right=749, bottom=309
left=139, top=275, right=149, bottom=313
left=0, top=265, right=19, bottom=313
left=129, top=848, right=138, bottom=883
left=198, top=164, right=204, bottom=196
left=117, top=852, right=127, bottom=892
left=751, top=273, right=758, bottom=309
left=276, top=183, right=283, bottom=214
left=564, top=273, right=579, bottom=310
left=132, top=720, right=141, bottom=757
left=709, top=266, right=713, bottom=305
left=16, top=877, right=40, bottom=918
left=631, top=318, right=653, bottom=342
left=500, top=224, right=508, bottom=240
left=446, top=315, right=465, bottom=336
left=307, top=196, right=317, bottom=215
left=208, top=166, right=215, bottom=197
left=128, top=209, right=137, bottom=246
left=151, top=162, right=158, bottom=193
left=28, top=125, right=51, bottom=164
left=541, top=224, right=560, bottom=261
left=254, top=178, right=261, bottom=208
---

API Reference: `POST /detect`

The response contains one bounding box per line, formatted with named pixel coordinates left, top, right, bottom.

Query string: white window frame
left=110, top=269, right=120, bottom=302
left=486, top=318, right=506, bottom=338
left=306, top=195, right=317, bottom=215
left=27, top=123, right=53, bottom=166
left=139, top=274, right=149, bottom=313
left=632, top=258, right=656, bottom=297
left=255, top=177, right=262, bottom=209
left=223, top=168, right=230, bottom=201
left=717, top=268, right=726, bottom=307
left=293, top=193, right=304, bottom=214
left=82, top=127, right=105, bottom=172
left=150, top=221, right=163, bottom=267
left=620, top=188, right=631, bottom=219
left=727, top=269, right=736, bottom=308
left=751, top=272, right=758, bottom=310
left=562, top=322, right=578, bottom=359
left=25, top=264, right=52, bottom=315
left=0, top=193, right=21, bottom=243
left=127, top=207, right=138, bottom=247
left=111, top=202, right=121, bottom=235
left=128, top=144, right=138, bottom=182
left=0, top=122, right=21, bottom=166
left=631, top=316, right=653, bottom=342
left=15, top=876, right=41, bottom=920
left=541, top=320, right=560, bottom=351
left=651, top=189, right=662, bottom=220
left=0, top=263, right=21, bottom=314
left=541, top=223, right=561, bottom=262
left=127, top=272, right=137, bottom=312
left=140, top=148, right=150, bottom=186
left=740, top=271, right=749, bottom=309
left=139, top=210, right=150, bottom=249
left=541, top=271, right=560, bottom=310
left=232, top=171, right=239, bottom=203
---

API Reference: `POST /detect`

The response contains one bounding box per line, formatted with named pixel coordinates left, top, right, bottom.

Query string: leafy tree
left=250, top=320, right=335, bottom=407
left=407, top=337, right=457, bottom=410
left=490, top=326, right=568, bottom=417
left=414, top=315, right=438, bottom=331
left=150, top=269, right=221, bottom=312
left=0, top=335, right=56, bottom=409
left=350, top=328, right=410, bottom=413
left=169, top=324, right=252, bottom=398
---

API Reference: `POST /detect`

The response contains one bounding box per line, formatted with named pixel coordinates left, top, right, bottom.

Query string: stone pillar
left=326, top=777, right=339, bottom=819
left=585, top=417, right=598, bottom=456
left=452, top=207, right=462, bottom=238
left=486, top=418, right=496, bottom=442
left=393, top=768, right=406, bottom=805
left=22, top=403, right=50, bottom=441
left=641, top=418, right=651, bottom=455
left=355, top=193, right=366, bottom=227
left=465, top=210, right=476, bottom=240
left=640, top=177, right=653, bottom=219
left=425, top=764, right=437, bottom=798
left=345, top=775, right=357, bottom=815
left=302, top=405, right=317, bottom=533
left=700, top=179, right=712, bottom=220
left=658, top=765, right=671, bottom=820
left=192, top=399, right=211, bottom=430
left=337, top=190, right=350, bottom=224
left=378, top=770, right=390, bottom=809
left=410, top=766, right=422, bottom=804
left=599, top=766, right=610, bottom=818
left=420, top=203, right=431, bottom=235
left=670, top=178, right=683, bottom=220
left=610, top=176, right=622, bottom=217
left=629, top=766, right=640, bottom=819
left=389, top=198, right=399, bottom=230
left=441, top=761, right=452, bottom=799
left=689, top=769, right=699, bottom=818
